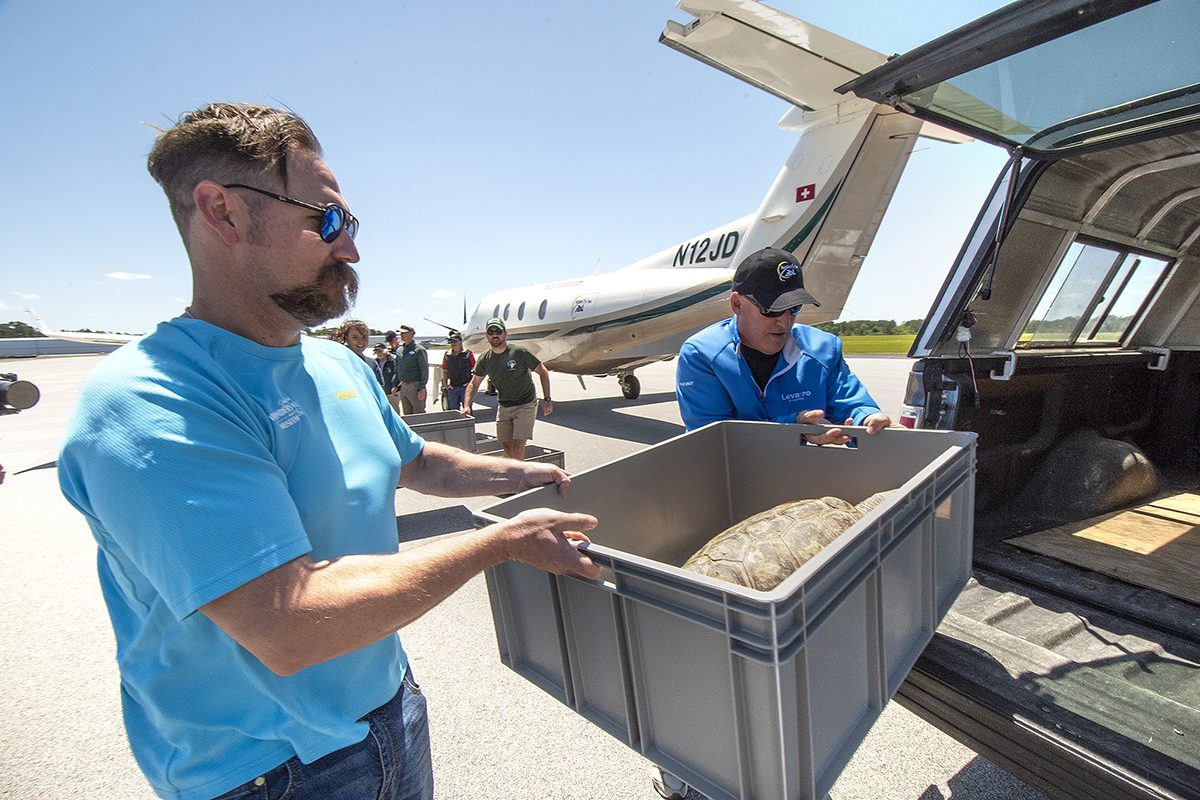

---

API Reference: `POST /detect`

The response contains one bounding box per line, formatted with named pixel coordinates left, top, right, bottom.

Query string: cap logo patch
left=777, top=261, right=798, bottom=282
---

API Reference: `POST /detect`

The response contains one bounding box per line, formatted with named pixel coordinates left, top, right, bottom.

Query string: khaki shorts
left=497, top=399, right=537, bottom=443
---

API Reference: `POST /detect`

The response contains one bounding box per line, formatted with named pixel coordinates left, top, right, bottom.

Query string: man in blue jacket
left=675, top=247, right=891, bottom=444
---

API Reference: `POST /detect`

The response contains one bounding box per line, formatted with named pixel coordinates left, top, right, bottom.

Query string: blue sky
left=0, top=1, right=1010, bottom=335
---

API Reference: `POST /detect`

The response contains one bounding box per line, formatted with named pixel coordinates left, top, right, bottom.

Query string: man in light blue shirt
left=676, top=247, right=892, bottom=442
left=58, top=103, right=600, bottom=800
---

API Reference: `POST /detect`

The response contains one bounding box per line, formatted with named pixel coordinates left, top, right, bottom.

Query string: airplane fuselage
left=463, top=267, right=733, bottom=376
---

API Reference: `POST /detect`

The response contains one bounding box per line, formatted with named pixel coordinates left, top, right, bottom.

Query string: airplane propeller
left=422, top=317, right=461, bottom=339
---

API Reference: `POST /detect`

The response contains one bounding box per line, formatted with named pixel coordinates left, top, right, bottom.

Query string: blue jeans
left=443, top=385, right=466, bottom=411
left=213, top=669, right=433, bottom=800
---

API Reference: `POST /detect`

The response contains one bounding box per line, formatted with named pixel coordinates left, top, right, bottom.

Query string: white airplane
left=456, top=0, right=966, bottom=399
left=25, top=308, right=140, bottom=345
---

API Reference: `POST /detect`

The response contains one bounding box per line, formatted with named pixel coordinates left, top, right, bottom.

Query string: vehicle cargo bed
left=899, top=536, right=1200, bottom=800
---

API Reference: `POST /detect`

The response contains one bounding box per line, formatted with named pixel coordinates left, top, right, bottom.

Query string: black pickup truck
left=841, top=2, right=1200, bottom=797
left=667, top=1, right=1199, bottom=797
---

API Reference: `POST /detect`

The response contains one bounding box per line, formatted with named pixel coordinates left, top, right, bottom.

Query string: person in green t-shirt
left=461, top=317, right=554, bottom=461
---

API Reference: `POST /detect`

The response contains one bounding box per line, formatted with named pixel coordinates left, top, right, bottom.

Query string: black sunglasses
left=486, top=328, right=505, bottom=335
left=223, top=183, right=359, bottom=243
left=743, top=295, right=801, bottom=318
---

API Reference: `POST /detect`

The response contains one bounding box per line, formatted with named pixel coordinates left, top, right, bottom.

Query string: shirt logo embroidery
left=335, top=390, right=357, bottom=401
left=269, top=396, right=305, bottom=430
left=781, top=391, right=811, bottom=401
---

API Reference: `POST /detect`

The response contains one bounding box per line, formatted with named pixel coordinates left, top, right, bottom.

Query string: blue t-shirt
left=57, top=318, right=425, bottom=800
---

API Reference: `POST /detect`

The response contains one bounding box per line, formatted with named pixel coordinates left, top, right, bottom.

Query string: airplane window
left=518, top=302, right=525, bottom=320
left=503, top=303, right=510, bottom=319
left=493, top=304, right=500, bottom=318
left=539, top=299, right=547, bottom=319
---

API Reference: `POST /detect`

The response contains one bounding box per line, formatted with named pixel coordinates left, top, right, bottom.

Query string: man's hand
left=862, top=412, right=893, bottom=435
left=418, top=387, right=427, bottom=401
left=499, top=508, right=600, bottom=580
left=541, top=399, right=554, bottom=417
left=512, top=461, right=571, bottom=496
left=795, top=409, right=852, bottom=446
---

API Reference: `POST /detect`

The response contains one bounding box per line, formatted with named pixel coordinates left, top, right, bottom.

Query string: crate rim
left=475, top=421, right=977, bottom=605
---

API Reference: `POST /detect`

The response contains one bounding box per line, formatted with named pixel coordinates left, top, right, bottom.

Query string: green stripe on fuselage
left=505, top=187, right=842, bottom=343
left=565, top=279, right=733, bottom=337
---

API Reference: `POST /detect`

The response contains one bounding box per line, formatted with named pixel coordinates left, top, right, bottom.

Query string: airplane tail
left=25, top=308, right=53, bottom=337
left=618, top=102, right=922, bottom=321
left=619, top=0, right=952, bottom=320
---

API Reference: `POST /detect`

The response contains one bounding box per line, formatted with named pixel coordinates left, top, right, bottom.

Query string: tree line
left=815, top=318, right=924, bottom=336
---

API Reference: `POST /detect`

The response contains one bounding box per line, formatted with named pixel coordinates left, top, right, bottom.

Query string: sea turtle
left=681, top=491, right=893, bottom=591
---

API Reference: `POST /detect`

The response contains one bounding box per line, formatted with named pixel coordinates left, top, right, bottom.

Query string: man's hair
left=146, top=103, right=322, bottom=241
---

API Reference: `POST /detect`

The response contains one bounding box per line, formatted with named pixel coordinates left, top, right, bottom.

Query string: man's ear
left=730, top=291, right=743, bottom=314
left=193, top=181, right=241, bottom=246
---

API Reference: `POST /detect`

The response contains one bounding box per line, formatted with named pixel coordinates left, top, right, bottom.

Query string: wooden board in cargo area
left=1007, top=492, right=1200, bottom=605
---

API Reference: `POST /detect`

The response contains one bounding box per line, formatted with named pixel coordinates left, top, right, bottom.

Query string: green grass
left=839, top=334, right=914, bottom=355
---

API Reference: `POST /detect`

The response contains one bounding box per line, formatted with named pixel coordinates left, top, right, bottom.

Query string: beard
left=271, top=261, right=360, bottom=328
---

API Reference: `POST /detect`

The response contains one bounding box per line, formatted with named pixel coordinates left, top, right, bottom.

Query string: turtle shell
left=682, top=491, right=893, bottom=591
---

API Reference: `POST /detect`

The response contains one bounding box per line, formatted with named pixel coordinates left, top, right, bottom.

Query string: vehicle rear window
left=1019, top=240, right=1170, bottom=347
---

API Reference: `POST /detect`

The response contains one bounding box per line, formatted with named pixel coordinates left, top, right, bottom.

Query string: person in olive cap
left=675, top=246, right=891, bottom=442
left=394, top=324, right=428, bottom=414
left=461, top=317, right=554, bottom=460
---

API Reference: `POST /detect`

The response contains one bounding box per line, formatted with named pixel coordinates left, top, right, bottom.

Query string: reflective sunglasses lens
left=759, top=304, right=801, bottom=318
left=345, top=213, right=359, bottom=241
left=320, top=206, right=343, bottom=242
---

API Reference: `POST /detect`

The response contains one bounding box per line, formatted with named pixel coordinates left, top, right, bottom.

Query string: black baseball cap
left=731, top=247, right=821, bottom=311
left=384, top=330, right=397, bottom=343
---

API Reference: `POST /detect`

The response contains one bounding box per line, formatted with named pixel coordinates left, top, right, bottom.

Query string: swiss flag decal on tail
left=795, top=183, right=816, bottom=202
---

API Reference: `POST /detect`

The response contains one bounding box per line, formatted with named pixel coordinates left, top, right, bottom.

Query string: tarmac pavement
left=0, top=354, right=1047, bottom=799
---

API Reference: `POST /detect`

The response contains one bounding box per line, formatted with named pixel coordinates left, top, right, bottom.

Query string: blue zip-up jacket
left=675, top=317, right=881, bottom=431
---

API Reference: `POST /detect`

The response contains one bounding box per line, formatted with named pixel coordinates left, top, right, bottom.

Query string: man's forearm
left=400, top=441, right=535, bottom=496
left=202, top=506, right=598, bottom=676
left=204, top=525, right=518, bottom=675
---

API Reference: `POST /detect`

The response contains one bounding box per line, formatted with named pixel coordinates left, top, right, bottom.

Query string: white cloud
left=432, top=289, right=456, bottom=299
left=14, top=292, right=40, bottom=301
left=106, top=272, right=154, bottom=281
left=0, top=299, right=9, bottom=310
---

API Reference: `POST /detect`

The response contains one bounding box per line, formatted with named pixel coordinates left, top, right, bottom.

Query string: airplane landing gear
left=618, top=372, right=641, bottom=400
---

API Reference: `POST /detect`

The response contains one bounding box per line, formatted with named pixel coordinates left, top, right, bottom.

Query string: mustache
left=271, top=261, right=360, bottom=328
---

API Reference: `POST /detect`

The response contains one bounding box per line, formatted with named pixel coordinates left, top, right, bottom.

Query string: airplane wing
left=661, top=0, right=888, bottom=111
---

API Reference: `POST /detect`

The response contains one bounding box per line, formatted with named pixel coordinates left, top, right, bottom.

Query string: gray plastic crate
left=474, top=432, right=565, bottom=468
left=401, top=410, right=475, bottom=451
left=475, top=421, right=976, bottom=800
